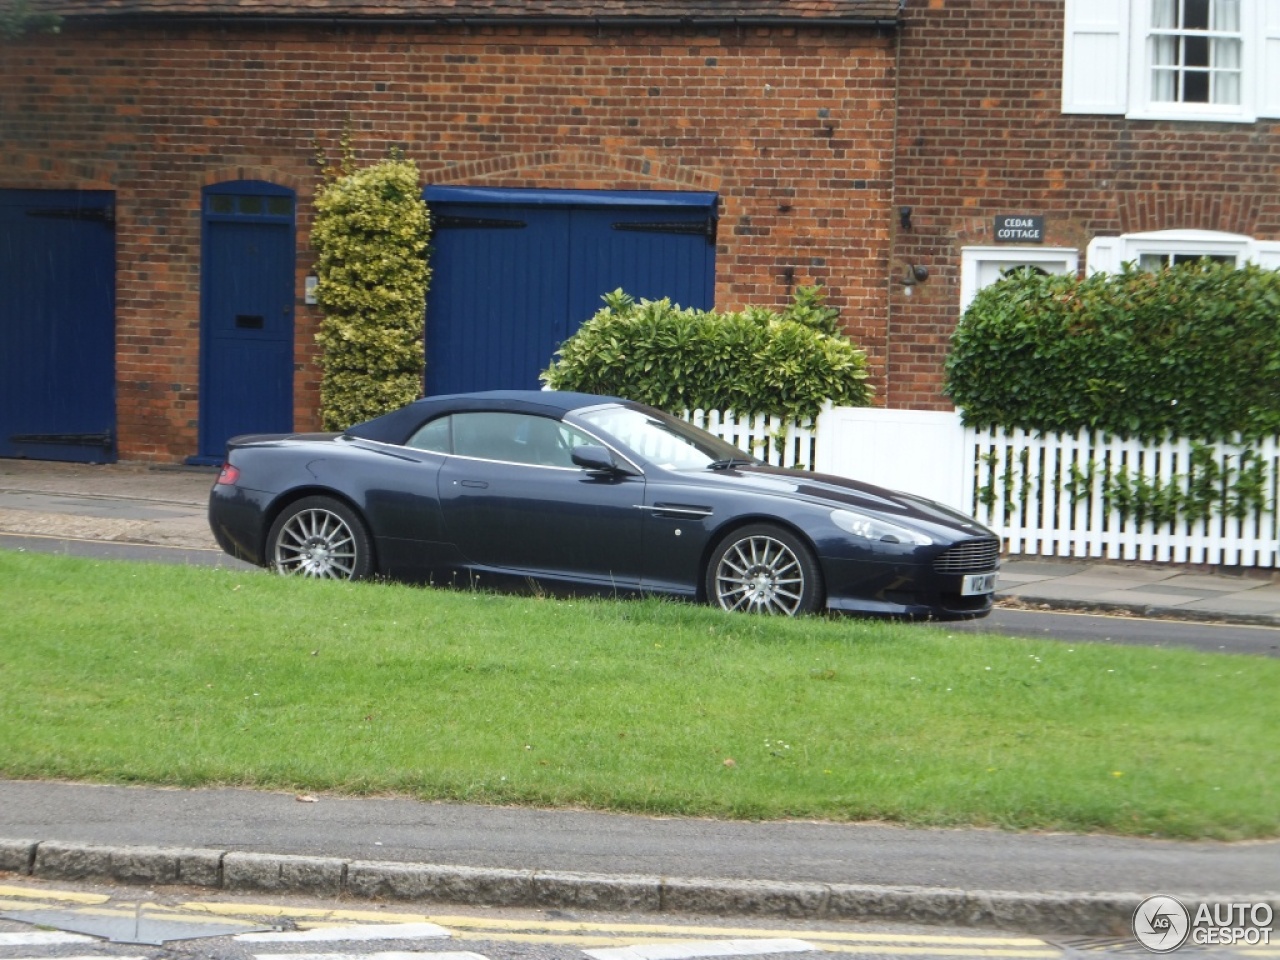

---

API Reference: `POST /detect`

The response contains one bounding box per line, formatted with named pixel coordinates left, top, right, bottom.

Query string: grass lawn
left=1, top=550, right=1275, bottom=840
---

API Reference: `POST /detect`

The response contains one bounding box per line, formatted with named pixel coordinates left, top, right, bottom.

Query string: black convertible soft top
left=343, top=390, right=624, bottom=446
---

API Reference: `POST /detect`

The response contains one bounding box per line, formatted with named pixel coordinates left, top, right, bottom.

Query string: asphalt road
left=941, top=607, right=1280, bottom=657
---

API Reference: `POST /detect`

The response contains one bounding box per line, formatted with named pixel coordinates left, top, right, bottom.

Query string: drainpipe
left=886, top=4, right=905, bottom=409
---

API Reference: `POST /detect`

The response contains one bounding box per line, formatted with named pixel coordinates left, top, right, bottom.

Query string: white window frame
left=1130, top=0, right=1249, bottom=122
left=1084, top=229, right=1280, bottom=274
left=959, top=247, right=1080, bottom=312
left=1063, top=0, right=1280, bottom=121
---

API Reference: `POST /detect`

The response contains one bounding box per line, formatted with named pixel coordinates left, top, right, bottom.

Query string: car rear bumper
left=208, top=484, right=272, bottom=567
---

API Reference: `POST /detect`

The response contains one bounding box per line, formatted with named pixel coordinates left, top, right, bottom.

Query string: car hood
left=685, top=463, right=996, bottom=538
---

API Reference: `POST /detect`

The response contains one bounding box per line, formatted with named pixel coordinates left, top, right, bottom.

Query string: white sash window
left=1085, top=231, right=1280, bottom=273
left=1063, top=0, right=1280, bottom=121
left=1149, top=0, right=1242, bottom=106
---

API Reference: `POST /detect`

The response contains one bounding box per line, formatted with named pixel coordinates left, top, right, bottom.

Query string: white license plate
left=961, top=572, right=999, bottom=596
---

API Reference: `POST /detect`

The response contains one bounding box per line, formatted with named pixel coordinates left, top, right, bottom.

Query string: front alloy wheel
left=267, top=496, right=373, bottom=580
left=706, top=524, right=822, bottom=616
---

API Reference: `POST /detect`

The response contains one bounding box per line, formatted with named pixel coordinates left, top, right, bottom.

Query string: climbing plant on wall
left=311, top=148, right=431, bottom=431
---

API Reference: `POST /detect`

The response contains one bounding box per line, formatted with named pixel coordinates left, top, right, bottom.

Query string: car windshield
left=574, top=404, right=758, bottom=471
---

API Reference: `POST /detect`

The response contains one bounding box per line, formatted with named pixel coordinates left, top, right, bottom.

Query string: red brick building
left=890, top=0, right=1280, bottom=408
left=1, top=0, right=1277, bottom=463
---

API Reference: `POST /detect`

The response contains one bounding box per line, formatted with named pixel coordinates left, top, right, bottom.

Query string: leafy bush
left=945, top=261, right=1280, bottom=440
left=0, top=0, right=61, bottom=39
left=312, top=155, right=431, bottom=431
left=542, top=287, right=872, bottom=422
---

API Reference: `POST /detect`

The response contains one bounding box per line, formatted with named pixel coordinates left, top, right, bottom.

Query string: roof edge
left=47, top=12, right=900, bottom=30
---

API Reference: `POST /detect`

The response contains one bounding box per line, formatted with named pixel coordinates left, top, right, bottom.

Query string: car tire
left=705, top=523, right=823, bottom=616
left=266, top=496, right=375, bottom=580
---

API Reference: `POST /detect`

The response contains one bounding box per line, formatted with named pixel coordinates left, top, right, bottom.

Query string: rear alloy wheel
left=267, top=496, right=374, bottom=580
left=706, top=524, right=822, bottom=616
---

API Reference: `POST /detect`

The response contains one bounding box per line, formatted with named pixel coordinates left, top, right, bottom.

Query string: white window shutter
left=1260, top=0, right=1280, bottom=118
left=1086, top=236, right=1122, bottom=274
left=1252, top=241, right=1280, bottom=270
left=1062, top=0, right=1130, bottom=114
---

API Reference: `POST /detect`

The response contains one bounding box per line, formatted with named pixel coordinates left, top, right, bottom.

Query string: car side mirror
left=571, top=444, right=618, bottom=474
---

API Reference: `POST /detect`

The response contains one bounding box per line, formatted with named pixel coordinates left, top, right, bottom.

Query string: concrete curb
left=6, top=837, right=1276, bottom=938
left=998, top=595, right=1280, bottom=628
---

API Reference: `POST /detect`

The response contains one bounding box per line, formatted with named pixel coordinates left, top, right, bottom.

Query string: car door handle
left=459, top=480, right=489, bottom=489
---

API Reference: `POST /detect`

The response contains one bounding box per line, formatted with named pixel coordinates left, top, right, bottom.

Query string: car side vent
left=933, top=538, right=1001, bottom=574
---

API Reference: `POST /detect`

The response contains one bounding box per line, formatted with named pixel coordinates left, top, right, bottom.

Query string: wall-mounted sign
left=994, top=215, right=1044, bottom=243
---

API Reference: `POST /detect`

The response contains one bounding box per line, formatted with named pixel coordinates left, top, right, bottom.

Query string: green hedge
left=945, top=261, right=1280, bottom=440
left=541, top=287, right=872, bottom=422
left=0, top=0, right=60, bottom=38
left=311, top=156, right=430, bottom=431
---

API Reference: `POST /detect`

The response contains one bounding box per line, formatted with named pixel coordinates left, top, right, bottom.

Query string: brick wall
left=0, top=20, right=896, bottom=461
left=889, top=0, right=1280, bottom=410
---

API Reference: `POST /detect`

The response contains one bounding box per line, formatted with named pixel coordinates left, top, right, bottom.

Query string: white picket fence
left=682, top=408, right=819, bottom=470
left=966, top=428, right=1280, bottom=567
left=687, top=406, right=1280, bottom=568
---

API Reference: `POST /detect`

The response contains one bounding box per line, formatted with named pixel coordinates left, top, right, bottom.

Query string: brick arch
left=1117, top=191, right=1263, bottom=237
left=422, top=148, right=721, bottom=193
left=0, top=150, right=116, bottom=191
left=200, top=165, right=308, bottom=195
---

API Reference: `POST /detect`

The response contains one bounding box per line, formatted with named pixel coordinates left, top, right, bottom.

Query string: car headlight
left=831, top=509, right=933, bottom=546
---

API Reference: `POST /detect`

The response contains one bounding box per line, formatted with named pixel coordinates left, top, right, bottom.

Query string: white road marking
left=0, top=930, right=98, bottom=945
left=238, top=921, right=452, bottom=943
left=585, top=939, right=819, bottom=960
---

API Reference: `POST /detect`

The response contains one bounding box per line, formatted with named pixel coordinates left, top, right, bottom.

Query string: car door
left=434, top=412, right=647, bottom=586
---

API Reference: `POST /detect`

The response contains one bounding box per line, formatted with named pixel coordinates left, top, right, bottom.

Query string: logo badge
left=1133, top=895, right=1191, bottom=953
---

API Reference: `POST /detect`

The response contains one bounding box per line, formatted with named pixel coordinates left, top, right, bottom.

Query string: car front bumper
left=820, top=554, right=998, bottom=619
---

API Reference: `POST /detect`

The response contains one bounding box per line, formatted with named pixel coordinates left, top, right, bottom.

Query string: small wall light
left=900, top=262, right=929, bottom=296
left=899, top=206, right=913, bottom=230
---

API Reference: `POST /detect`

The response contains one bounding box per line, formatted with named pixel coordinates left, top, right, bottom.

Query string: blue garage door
left=424, top=187, right=717, bottom=396
left=0, top=190, right=116, bottom=462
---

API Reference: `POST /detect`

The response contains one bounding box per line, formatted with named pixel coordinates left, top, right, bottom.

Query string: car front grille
left=933, top=537, right=1002, bottom=574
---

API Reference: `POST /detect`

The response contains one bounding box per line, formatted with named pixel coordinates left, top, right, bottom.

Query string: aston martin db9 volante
left=209, top=391, right=1001, bottom=618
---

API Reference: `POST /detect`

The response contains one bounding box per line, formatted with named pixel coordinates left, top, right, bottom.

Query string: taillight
left=216, top=463, right=241, bottom=486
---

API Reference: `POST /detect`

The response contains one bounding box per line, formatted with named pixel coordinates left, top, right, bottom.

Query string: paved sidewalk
left=2, top=457, right=1279, bottom=625
left=998, top=560, right=1280, bottom=625
left=1, top=780, right=1277, bottom=937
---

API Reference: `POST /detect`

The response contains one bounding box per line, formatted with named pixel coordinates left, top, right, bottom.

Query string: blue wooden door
left=565, top=205, right=716, bottom=326
left=426, top=202, right=571, bottom=398
left=424, top=188, right=717, bottom=396
left=196, top=184, right=296, bottom=462
left=0, top=190, right=116, bottom=462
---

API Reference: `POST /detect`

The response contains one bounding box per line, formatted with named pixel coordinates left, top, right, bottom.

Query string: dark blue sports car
left=209, top=391, right=1001, bottom=618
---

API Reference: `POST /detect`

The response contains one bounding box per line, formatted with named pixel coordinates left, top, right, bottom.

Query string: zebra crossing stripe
left=0, top=931, right=99, bottom=946
left=585, top=938, right=819, bottom=960
left=237, top=921, right=452, bottom=943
